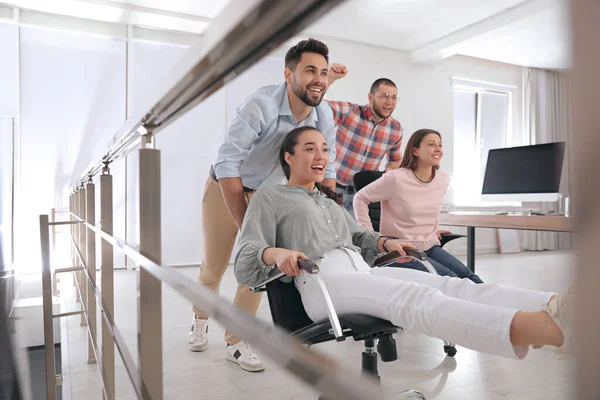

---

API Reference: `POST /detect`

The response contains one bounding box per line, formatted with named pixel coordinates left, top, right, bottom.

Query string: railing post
left=70, top=193, right=74, bottom=270
left=85, top=178, right=97, bottom=364
left=138, top=132, right=163, bottom=399
left=51, top=208, right=59, bottom=296
left=51, top=208, right=56, bottom=252
left=39, top=215, right=57, bottom=400
left=74, top=189, right=81, bottom=301
left=78, top=184, right=88, bottom=327
left=100, top=165, right=115, bottom=399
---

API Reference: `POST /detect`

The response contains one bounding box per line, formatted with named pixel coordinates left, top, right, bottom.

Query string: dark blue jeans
left=390, top=245, right=484, bottom=284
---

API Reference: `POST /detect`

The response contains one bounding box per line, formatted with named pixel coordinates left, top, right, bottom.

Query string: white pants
left=294, top=249, right=554, bottom=360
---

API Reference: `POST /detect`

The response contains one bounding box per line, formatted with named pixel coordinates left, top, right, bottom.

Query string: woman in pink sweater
left=353, top=129, right=483, bottom=283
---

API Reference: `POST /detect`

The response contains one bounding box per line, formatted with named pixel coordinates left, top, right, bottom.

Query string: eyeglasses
left=375, top=93, right=398, bottom=102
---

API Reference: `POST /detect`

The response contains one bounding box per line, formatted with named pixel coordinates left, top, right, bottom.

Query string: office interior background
left=1, top=0, right=592, bottom=399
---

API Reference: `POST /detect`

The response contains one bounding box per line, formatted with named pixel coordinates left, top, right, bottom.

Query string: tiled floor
left=57, top=250, right=575, bottom=399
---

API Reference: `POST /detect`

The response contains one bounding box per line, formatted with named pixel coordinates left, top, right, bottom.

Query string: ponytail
left=315, top=183, right=343, bottom=205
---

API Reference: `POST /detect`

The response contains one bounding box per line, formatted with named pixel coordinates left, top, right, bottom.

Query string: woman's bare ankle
left=541, top=310, right=564, bottom=347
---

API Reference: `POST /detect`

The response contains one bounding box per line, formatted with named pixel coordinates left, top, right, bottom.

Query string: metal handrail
left=68, top=238, right=115, bottom=399
left=75, top=0, right=345, bottom=187
left=42, top=211, right=386, bottom=400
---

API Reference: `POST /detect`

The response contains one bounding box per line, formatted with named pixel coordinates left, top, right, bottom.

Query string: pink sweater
left=353, top=168, right=451, bottom=251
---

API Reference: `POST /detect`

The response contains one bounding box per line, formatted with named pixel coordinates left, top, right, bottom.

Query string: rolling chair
left=251, top=254, right=430, bottom=400
left=353, top=170, right=465, bottom=247
left=353, top=170, right=465, bottom=357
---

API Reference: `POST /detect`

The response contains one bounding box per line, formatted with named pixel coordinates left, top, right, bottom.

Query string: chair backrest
left=266, top=279, right=314, bottom=333
left=353, top=170, right=384, bottom=232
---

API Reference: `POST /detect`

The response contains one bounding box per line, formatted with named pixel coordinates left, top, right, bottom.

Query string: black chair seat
left=266, top=275, right=398, bottom=347
left=293, top=314, right=398, bottom=345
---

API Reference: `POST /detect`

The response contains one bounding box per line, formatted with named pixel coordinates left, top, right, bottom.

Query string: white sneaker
left=188, top=316, right=209, bottom=352
left=541, top=286, right=573, bottom=354
left=226, top=341, right=265, bottom=372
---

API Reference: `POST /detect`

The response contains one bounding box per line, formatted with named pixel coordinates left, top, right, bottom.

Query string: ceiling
left=306, top=0, right=527, bottom=51
left=454, top=2, right=571, bottom=70
left=107, top=0, right=229, bottom=18
left=0, top=0, right=572, bottom=69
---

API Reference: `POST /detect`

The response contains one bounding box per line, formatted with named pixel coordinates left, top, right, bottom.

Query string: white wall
left=0, top=23, right=18, bottom=117
left=16, top=26, right=126, bottom=270
left=124, top=40, right=193, bottom=268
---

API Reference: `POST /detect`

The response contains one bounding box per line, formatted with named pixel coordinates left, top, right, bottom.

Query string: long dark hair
left=399, top=129, right=442, bottom=173
left=279, top=126, right=342, bottom=205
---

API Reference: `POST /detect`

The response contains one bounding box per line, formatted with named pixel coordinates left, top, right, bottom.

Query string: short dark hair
left=285, top=38, right=329, bottom=71
left=370, top=78, right=397, bottom=94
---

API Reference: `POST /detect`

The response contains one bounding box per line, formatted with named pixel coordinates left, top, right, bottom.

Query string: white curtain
left=521, top=67, right=572, bottom=250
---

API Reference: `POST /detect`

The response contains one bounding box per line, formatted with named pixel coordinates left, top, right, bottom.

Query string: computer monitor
left=481, top=142, right=566, bottom=202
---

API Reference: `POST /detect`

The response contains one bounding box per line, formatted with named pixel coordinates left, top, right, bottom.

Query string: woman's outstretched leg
left=299, top=271, right=527, bottom=359
left=510, top=311, right=563, bottom=346
left=297, top=271, right=571, bottom=360
left=510, top=286, right=571, bottom=352
left=371, top=266, right=554, bottom=312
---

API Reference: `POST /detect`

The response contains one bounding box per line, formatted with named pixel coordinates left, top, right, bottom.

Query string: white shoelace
left=240, top=341, right=260, bottom=361
left=194, top=319, right=208, bottom=338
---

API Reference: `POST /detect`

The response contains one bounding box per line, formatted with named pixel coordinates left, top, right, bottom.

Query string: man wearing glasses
left=326, top=66, right=404, bottom=215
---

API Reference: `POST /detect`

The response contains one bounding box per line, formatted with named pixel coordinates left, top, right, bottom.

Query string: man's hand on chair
left=384, top=240, right=417, bottom=264
left=436, top=230, right=453, bottom=241
left=263, top=248, right=307, bottom=277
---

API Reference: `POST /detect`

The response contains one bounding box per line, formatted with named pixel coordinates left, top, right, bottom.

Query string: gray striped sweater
left=234, top=185, right=382, bottom=287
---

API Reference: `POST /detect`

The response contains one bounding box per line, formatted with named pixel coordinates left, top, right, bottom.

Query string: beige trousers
left=193, top=177, right=263, bottom=345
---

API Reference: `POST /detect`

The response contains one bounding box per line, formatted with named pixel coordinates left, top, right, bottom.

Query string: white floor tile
left=58, top=250, right=575, bottom=399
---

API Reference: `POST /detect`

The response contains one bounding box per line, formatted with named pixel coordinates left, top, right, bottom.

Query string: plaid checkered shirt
left=325, top=100, right=403, bottom=186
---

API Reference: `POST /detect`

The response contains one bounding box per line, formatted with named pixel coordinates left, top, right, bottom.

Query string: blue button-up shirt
left=213, top=83, right=337, bottom=189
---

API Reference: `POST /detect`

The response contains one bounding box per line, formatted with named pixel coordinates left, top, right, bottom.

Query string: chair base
left=318, top=390, right=426, bottom=400
left=443, top=341, right=457, bottom=357
left=395, top=390, right=427, bottom=399
left=362, top=348, right=379, bottom=379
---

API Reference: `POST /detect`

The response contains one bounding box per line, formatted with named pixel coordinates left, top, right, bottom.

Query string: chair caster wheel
left=444, top=345, right=457, bottom=357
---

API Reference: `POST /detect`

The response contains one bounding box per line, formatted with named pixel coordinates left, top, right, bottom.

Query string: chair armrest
left=250, top=258, right=346, bottom=341
left=374, top=248, right=440, bottom=276
left=404, top=248, right=426, bottom=260
left=249, top=268, right=285, bottom=293
left=374, top=251, right=401, bottom=267
left=298, top=259, right=346, bottom=342
left=440, top=233, right=466, bottom=248
left=251, top=257, right=321, bottom=291
left=298, top=258, right=319, bottom=274
left=405, top=248, right=438, bottom=275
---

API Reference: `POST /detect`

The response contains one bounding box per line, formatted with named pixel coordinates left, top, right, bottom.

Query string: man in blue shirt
left=188, top=38, right=337, bottom=372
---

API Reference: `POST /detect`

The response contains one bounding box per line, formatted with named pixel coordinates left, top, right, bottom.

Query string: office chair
left=251, top=253, right=429, bottom=400
left=353, top=170, right=463, bottom=357
left=353, top=170, right=465, bottom=246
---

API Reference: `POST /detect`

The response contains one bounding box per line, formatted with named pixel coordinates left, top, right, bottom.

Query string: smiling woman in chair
left=234, top=125, right=572, bottom=360
left=353, top=129, right=483, bottom=283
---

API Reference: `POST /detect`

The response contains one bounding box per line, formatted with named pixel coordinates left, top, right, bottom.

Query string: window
left=452, top=78, right=517, bottom=207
